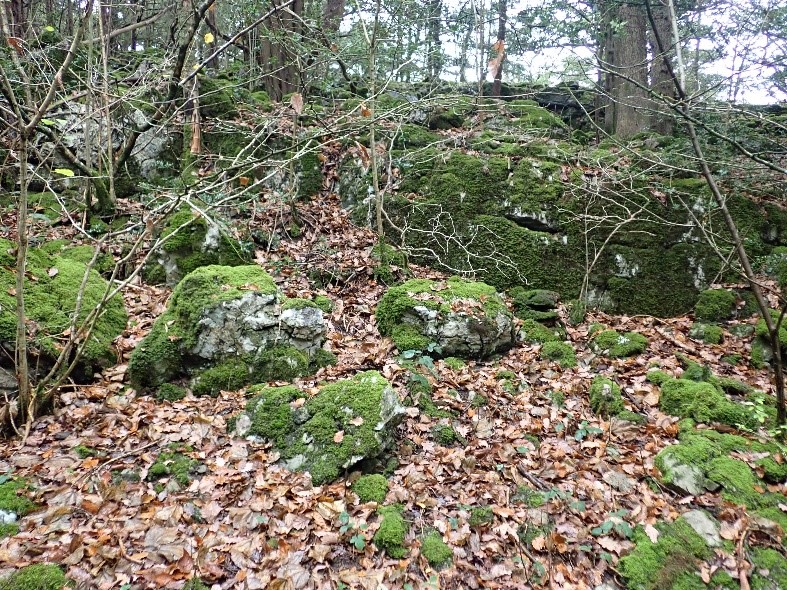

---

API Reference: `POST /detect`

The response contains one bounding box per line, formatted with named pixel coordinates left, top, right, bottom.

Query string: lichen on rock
left=375, top=277, right=514, bottom=358
left=235, top=371, right=405, bottom=485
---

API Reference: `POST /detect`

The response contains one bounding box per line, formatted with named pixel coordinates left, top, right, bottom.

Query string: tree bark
left=258, top=0, right=304, bottom=101
left=427, top=0, right=443, bottom=80
left=648, top=0, right=674, bottom=135
left=491, top=0, right=507, bottom=97
left=601, top=0, right=649, bottom=138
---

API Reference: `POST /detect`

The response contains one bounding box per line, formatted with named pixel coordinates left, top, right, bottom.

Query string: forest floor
left=0, top=193, right=782, bottom=590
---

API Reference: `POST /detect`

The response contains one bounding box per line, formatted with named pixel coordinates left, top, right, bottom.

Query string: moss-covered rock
left=694, top=289, right=736, bottom=322
left=589, top=376, right=625, bottom=416
left=509, top=287, right=560, bottom=323
left=688, top=323, right=724, bottom=344
left=143, top=208, right=253, bottom=286
left=0, top=564, right=70, bottom=590
left=539, top=341, right=577, bottom=368
left=237, top=372, right=404, bottom=485
left=374, top=505, right=408, bottom=558
left=519, top=319, right=565, bottom=344
left=128, top=265, right=326, bottom=392
left=0, top=238, right=127, bottom=377
left=0, top=478, right=35, bottom=519
left=590, top=329, right=648, bottom=357
left=619, top=517, right=713, bottom=590
left=659, top=378, right=761, bottom=430
left=420, top=531, right=453, bottom=567
left=376, top=277, right=514, bottom=359
left=352, top=474, right=389, bottom=503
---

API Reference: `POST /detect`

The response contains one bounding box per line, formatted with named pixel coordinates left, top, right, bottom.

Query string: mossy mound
left=374, top=505, right=408, bottom=558
left=352, top=474, right=389, bottom=503
left=128, top=265, right=326, bottom=393
left=143, top=208, right=253, bottom=286
left=0, top=478, right=35, bottom=519
left=688, top=323, right=724, bottom=344
left=751, top=309, right=787, bottom=367
left=519, top=319, right=566, bottom=344
left=509, top=287, right=560, bottom=323
left=147, top=445, right=199, bottom=487
left=155, top=383, right=187, bottom=402
left=589, top=376, right=625, bottom=416
left=694, top=289, right=736, bottom=322
left=0, top=238, right=127, bottom=376
left=658, top=377, right=764, bottom=430
left=539, top=341, right=577, bottom=368
left=468, top=506, right=494, bottom=527
left=238, top=371, right=404, bottom=485
left=619, top=517, right=713, bottom=590
left=420, top=531, right=453, bottom=567
left=375, top=277, right=514, bottom=359
left=590, top=329, right=648, bottom=357
left=0, top=564, right=70, bottom=590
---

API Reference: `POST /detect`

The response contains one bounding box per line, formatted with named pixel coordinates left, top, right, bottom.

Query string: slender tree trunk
left=258, top=0, right=304, bottom=101
left=427, top=0, right=442, bottom=80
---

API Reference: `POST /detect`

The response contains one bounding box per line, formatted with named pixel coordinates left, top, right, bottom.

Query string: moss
left=589, top=376, right=625, bottom=416
left=420, top=531, right=453, bottom=567
left=646, top=370, right=673, bottom=385
left=513, top=486, right=546, bottom=507
left=566, top=299, right=586, bottom=325
left=389, top=124, right=443, bottom=149
left=471, top=394, right=488, bottom=408
left=0, top=523, right=19, bottom=538
left=73, top=445, right=96, bottom=459
left=128, top=265, right=277, bottom=390
left=591, top=329, right=648, bottom=357
left=688, top=323, right=724, bottom=344
left=390, top=324, right=432, bottom=352
left=706, top=456, right=762, bottom=507
left=416, top=387, right=452, bottom=418
left=374, top=505, right=408, bottom=558
left=282, top=298, right=318, bottom=311
left=539, top=341, right=577, bottom=368
left=156, top=383, right=187, bottom=402
left=376, top=277, right=509, bottom=353
left=0, top=564, right=70, bottom=590
left=353, top=474, right=389, bottom=503
left=432, top=424, right=460, bottom=446
left=520, top=319, right=563, bottom=344
left=182, top=579, right=209, bottom=590
left=310, top=348, right=338, bottom=370
left=442, top=357, right=465, bottom=370
left=0, top=238, right=127, bottom=374
left=245, top=372, right=398, bottom=485
left=619, top=518, right=712, bottom=590
left=147, top=446, right=198, bottom=487
left=694, top=289, right=736, bottom=322
left=750, top=548, right=787, bottom=590
left=0, top=478, right=35, bottom=516
left=721, top=354, right=742, bottom=365
left=617, top=410, right=647, bottom=424
left=254, top=346, right=310, bottom=382
left=199, top=75, right=239, bottom=118
left=659, top=379, right=759, bottom=429
left=192, top=359, right=250, bottom=396
left=468, top=506, right=494, bottom=527
left=682, top=361, right=713, bottom=382
left=143, top=208, right=253, bottom=284
left=296, top=151, right=322, bottom=199
left=313, top=295, right=333, bottom=313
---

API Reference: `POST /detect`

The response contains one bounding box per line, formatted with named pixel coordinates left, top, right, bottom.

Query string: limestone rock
left=682, top=509, right=722, bottom=547
left=128, top=265, right=328, bottom=392
left=376, top=277, right=514, bottom=359
left=238, top=371, right=405, bottom=485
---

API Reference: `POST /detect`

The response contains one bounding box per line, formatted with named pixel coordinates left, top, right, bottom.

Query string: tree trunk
left=601, top=0, right=649, bottom=138
left=258, top=0, right=304, bottom=101
left=427, top=0, right=442, bottom=80
left=491, top=0, right=507, bottom=97
left=648, top=0, right=674, bottom=135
